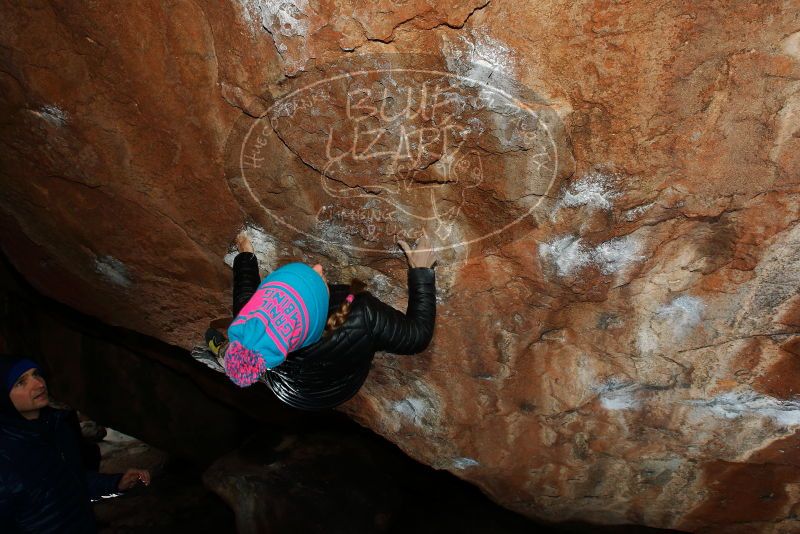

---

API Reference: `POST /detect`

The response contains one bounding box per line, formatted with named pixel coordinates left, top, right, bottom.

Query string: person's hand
left=236, top=231, right=254, bottom=253
left=398, top=232, right=436, bottom=268
left=117, top=468, right=151, bottom=491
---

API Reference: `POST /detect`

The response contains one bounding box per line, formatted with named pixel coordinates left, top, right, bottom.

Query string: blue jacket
left=0, top=407, right=122, bottom=533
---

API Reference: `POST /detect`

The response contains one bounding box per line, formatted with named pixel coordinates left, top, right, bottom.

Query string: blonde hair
left=324, top=279, right=367, bottom=335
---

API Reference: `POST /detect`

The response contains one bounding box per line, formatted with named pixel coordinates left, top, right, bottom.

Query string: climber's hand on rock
left=399, top=232, right=436, bottom=269
left=236, top=232, right=254, bottom=253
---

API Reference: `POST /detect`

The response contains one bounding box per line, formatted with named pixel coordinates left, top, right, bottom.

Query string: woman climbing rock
left=206, top=232, right=436, bottom=410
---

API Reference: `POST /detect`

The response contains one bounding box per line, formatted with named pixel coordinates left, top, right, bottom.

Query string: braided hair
left=324, top=279, right=367, bottom=336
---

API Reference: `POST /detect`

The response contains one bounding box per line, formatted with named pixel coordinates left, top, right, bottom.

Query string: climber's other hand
left=398, top=232, right=436, bottom=269
left=236, top=232, right=254, bottom=253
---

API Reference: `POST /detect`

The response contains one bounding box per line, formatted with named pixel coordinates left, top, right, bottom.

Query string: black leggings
left=232, top=252, right=261, bottom=317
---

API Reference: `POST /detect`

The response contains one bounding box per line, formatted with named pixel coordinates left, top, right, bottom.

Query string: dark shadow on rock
left=95, top=457, right=235, bottom=534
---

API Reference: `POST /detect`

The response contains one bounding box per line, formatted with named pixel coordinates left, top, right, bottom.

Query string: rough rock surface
left=203, top=430, right=544, bottom=534
left=1, top=1, right=800, bottom=531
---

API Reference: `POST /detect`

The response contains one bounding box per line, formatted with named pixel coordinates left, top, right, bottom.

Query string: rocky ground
left=91, top=428, right=235, bottom=533
left=90, top=425, right=671, bottom=534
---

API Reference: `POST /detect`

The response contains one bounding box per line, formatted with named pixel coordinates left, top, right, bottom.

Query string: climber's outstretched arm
left=232, top=232, right=260, bottom=317
left=367, top=267, right=436, bottom=354
left=367, top=233, right=437, bottom=354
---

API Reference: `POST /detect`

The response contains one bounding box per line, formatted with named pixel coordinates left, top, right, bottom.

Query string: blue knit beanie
left=225, top=263, right=329, bottom=387
left=0, top=355, right=40, bottom=414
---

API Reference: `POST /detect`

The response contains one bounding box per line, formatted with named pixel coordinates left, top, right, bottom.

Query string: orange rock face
left=1, top=1, right=799, bottom=531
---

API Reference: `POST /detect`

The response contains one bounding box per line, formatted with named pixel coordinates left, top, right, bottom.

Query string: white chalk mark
left=539, top=234, right=643, bottom=277
left=539, top=235, right=592, bottom=277
left=452, top=457, right=481, bottom=470
left=392, top=397, right=432, bottom=427
left=655, top=296, right=705, bottom=339
left=552, top=172, right=619, bottom=219
left=689, top=390, right=800, bottom=427
left=593, top=235, right=644, bottom=275
left=224, top=223, right=279, bottom=273
left=623, top=203, right=654, bottom=222
left=238, top=0, right=309, bottom=37
left=595, top=379, right=640, bottom=411
left=31, top=105, right=68, bottom=127
left=95, top=256, right=132, bottom=287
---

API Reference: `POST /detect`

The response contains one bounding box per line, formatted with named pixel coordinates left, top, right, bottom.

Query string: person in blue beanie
left=0, top=355, right=151, bottom=533
left=207, top=231, right=436, bottom=410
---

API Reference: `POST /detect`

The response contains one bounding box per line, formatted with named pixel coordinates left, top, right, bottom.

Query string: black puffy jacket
left=232, top=254, right=436, bottom=410
left=0, top=407, right=121, bottom=533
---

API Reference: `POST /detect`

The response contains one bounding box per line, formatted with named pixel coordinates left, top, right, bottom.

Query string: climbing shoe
left=205, top=328, right=227, bottom=357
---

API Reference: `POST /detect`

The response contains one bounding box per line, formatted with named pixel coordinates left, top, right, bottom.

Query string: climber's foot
left=205, top=328, right=227, bottom=357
